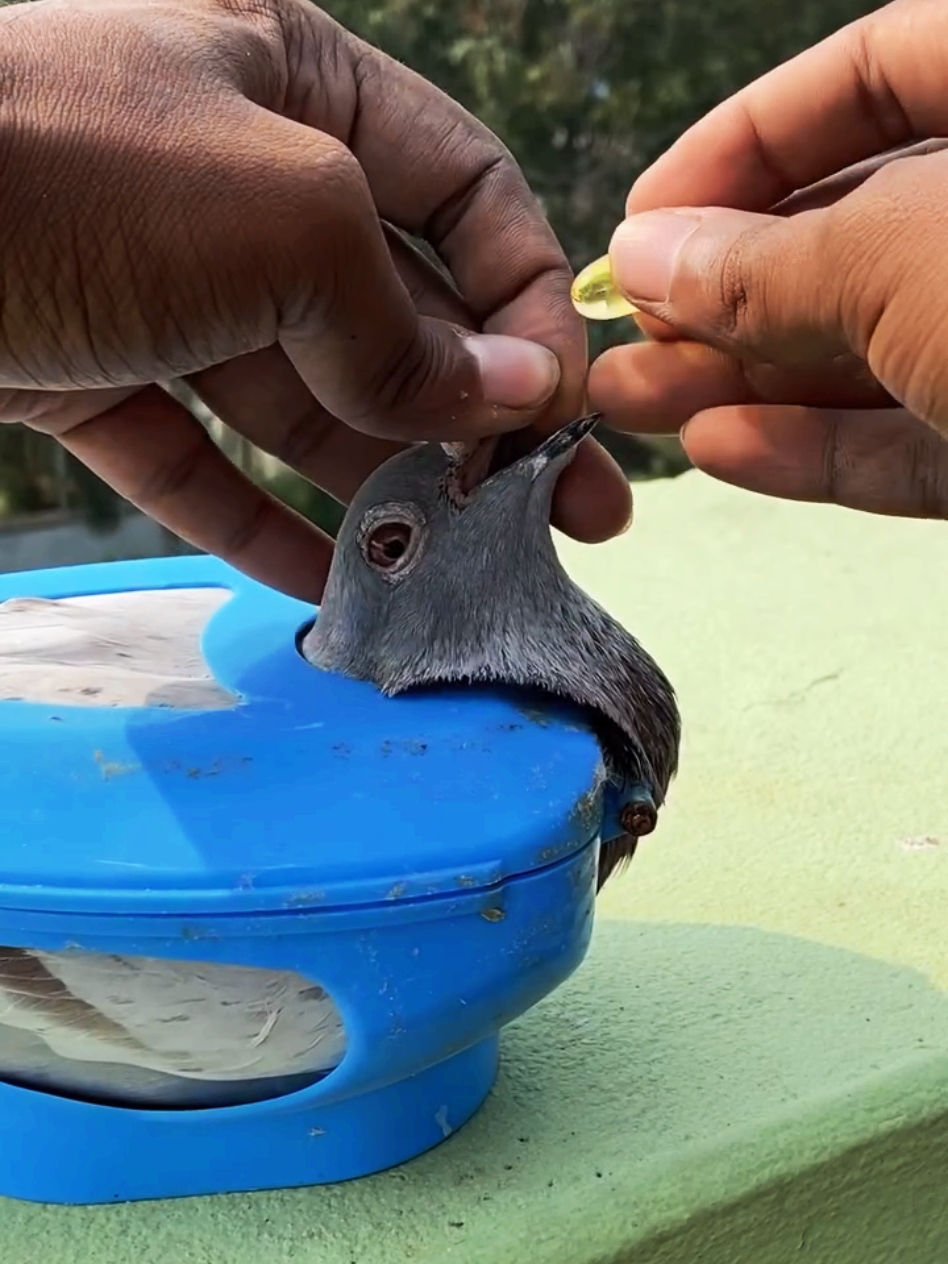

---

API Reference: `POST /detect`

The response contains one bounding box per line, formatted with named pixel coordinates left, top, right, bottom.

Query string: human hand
left=588, top=0, right=948, bottom=518
left=0, top=0, right=631, bottom=600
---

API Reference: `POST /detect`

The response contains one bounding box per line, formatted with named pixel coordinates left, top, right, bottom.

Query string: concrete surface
left=1, top=470, right=945, bottom=1262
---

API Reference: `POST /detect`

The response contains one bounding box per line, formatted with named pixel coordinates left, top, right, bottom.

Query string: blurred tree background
left=2, top=0, right=876, bottom=540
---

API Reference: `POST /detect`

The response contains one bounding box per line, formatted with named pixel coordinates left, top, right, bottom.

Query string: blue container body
left=0, top=557, right=606, bottom=1204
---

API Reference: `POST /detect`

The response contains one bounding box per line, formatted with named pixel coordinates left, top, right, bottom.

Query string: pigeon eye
left=367, top=522, right=412, bottom=567
left=358, top=503, right=425, bottom=578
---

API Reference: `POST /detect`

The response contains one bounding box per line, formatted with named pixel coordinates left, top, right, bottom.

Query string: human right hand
left=589, top=0, right=948, bottom=518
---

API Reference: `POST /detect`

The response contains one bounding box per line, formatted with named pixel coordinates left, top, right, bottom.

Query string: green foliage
left=0, top=429, right=55, bottom=517
left=67, top=460, right=124, bottom=531
left=0, top=427, right=124, bottom=529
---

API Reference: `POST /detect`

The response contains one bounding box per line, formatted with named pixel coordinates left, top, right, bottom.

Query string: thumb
left=249, top=113, right=562, bottom=444
left=607, top=173, right=948, bottom=433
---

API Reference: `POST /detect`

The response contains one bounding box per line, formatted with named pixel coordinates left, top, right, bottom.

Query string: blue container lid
left=0, top=557, right=605, bottom=917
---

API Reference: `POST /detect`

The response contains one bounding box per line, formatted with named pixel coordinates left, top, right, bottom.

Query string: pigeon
left=303, top=412, right=681, bottom=890
left=0, top=414, right=679, bottom=1109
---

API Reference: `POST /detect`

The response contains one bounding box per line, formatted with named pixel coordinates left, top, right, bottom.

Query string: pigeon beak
left=442, top=413, right=601, bottom=502
left=522, top=411, right=601, bottom=476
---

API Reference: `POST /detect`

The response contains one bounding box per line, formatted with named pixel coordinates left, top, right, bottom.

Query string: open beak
left=443, top=412, right=601, bottom=500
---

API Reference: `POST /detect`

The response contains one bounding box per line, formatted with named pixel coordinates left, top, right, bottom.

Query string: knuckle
left=822, top=408, right=948, bottom=519
left=899, top=335, right=948, bottom=432
left=130, top=431, right=214, bottom=511
left=271, top=138, right=368, bottom=247
left=271, top=405, right=337, bottom=471
left=698, top=214, right=828, bottom=353
left=829, top=172, right=942, bottom=370
left=825, top=199, right=895, bottom=353
left=846, top=20, right=912, bottom=156
left=422, top=142, right=509, bottom=250
left=819, top=417, right=844, bottom=507
left=219, top=491, right=277, bottom=562
left=261, top=135, right=370, bottom=317
left=363, top=326, right=451, bottom=422
left=315, top=129, right=362, bottom=172
left=708, top=230, right=756, bottom=343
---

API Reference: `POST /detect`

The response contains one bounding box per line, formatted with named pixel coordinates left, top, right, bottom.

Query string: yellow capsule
left=570, top=255, right=638, bottom=321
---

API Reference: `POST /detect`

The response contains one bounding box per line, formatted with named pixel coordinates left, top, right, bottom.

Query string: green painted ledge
left=1, top=472, right=946, bottom=1263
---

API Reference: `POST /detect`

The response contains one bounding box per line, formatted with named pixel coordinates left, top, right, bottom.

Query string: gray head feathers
left=303, top=415, right=681, bottom=886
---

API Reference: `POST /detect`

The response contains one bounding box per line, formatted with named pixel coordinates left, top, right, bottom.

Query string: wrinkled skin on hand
left=0, top=0, right=631, bottom=599
left=590, top=0, right=948, bottom=519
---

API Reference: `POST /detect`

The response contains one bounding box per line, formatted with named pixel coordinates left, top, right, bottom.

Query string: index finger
left=282, top=0, right=586, bottom=422
left=55, top=387, right=334, bottom=604
left=627, top=0, right=948, bottom=214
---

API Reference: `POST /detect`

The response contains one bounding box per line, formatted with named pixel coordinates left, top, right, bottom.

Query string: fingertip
left=463, top=333, right=561, bottom=413
left=586, top=344, right=638, bottom=414
left=624, top=136, right=710, bottom=216
left=679, top=406, right=777, bottom=475
left=624, top=169, right=663, bottom=218
left=683, top=403, right=797, bottom=453
left=587, top=343, right=686, bottom=435
left=551, top=436, right=633, bottom=543
left=680, top=405, right=827, bottom=501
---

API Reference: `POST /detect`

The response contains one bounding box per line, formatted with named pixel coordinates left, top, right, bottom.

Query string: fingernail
left=609, top=210, right=703, bottom=304
left=463, top=334, right=560, bottom=409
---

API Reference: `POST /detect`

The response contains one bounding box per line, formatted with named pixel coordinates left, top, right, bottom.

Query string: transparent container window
left=0, top=946, right=346, bottom=1108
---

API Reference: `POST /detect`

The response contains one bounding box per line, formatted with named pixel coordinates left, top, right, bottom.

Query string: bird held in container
left=0, top=413, right=679, bottom=1110
left=303, top=412, right=681, bottom=890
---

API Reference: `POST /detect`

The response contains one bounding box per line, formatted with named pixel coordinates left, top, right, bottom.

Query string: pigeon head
left=302, top=414, right=681, bottom=886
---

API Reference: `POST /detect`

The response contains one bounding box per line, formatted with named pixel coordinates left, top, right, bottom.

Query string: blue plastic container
left=0, top=556, right=606, bottom=1205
